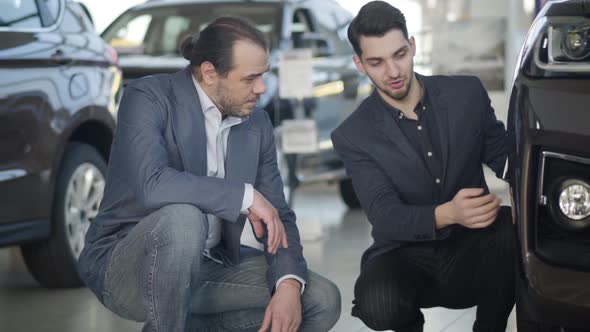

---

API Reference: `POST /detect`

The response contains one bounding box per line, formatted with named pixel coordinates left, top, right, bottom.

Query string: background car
left=507, top=0, right=590, bottom=329
left=0, top=0, right=121, bottom=288
left=100, top=0, right=368, bottom=208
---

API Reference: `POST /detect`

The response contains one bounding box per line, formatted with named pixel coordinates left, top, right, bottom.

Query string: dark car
left=100, top=0, right=369, bottom=208
left=0, top=0, right=121, bottom=288
left=507, top=0, right=590, bottom=329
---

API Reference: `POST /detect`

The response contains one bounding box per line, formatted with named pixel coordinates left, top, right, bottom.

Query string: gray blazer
left=331, top=75, right=507, bottom=268
left=78, top=67, right=307, bottom=299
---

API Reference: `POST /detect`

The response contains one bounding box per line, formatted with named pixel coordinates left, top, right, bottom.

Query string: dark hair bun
left=179, top=34, right=195, bottom=60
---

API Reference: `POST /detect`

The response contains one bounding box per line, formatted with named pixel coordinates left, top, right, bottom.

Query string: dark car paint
left=508, top=0, right=590, bottom=328
left=0, top=0, right=120, bottom=247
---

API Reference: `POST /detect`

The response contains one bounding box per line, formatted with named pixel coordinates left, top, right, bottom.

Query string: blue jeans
left=100, top=204, right=341, bottom=331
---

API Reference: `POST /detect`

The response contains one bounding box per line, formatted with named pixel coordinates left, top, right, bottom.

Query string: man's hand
left=436, top=188, right=501, bottom=229
left=248, top=189, right=288, bottom=254
left=259, top=280, right=302, bottom=332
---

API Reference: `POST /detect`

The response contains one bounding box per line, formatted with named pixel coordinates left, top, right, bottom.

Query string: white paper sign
left=280, top=119, right=318, bottom=154
left=279, top=49, right=313, bottom=98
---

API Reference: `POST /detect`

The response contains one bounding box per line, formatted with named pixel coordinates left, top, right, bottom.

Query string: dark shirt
left=374, top=78, right=444, bottom=188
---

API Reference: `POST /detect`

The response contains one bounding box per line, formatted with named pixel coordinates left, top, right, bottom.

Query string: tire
left=339, top=178, right=361, bottom=209
left=21, top=143, right=107, bottom=288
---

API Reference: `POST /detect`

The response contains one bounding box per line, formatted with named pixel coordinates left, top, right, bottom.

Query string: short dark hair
left=181, top=16, right=268, bottom=77
left=347, top=1, right=409, bottom=57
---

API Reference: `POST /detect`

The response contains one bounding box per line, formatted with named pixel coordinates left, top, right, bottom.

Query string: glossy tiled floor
left=0, top=92, right=516, bottom=331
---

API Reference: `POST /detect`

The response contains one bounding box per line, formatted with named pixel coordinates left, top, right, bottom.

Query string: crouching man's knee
left=300, top=271, right=341, bottom=331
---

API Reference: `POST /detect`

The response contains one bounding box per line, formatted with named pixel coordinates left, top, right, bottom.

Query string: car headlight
left=553, top=24, right=590, bottom=61
left=534, top=17, right=590, bottom=72
left=549, top=178, right=590, bottom=231
left=558, top=180, right=590, bottom=220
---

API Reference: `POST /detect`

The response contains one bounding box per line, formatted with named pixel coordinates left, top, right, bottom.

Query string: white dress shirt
left=192, top=76, right=305, bottom=293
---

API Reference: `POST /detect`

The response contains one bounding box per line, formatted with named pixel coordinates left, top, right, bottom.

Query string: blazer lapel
left=372, top=93, right=431, bottom=179
left=422, top=75, right=451, bottom=185
left=170, top=67, right=207, bottom=176
left=222, top=120, right=261, bottom=264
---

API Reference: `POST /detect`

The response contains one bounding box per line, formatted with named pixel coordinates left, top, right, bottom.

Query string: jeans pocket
left=101, top=291, right=142, bottom=322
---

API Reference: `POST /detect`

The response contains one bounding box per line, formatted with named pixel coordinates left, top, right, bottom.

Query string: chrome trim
left=0, top=169, right=27, bottom=182
left=0, top=0, right=65, bottom=33
left=537, top=151, right=590, bottom=205
left=540, top=195, right=548, bottom=206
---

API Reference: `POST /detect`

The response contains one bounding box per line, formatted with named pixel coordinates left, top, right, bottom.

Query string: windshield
left=102, top=3, right=281, bottom=57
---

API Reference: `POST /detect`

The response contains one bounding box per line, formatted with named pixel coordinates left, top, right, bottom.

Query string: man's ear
left=353, top=55, right=366, bottom=75
left=409, top=36, right=416, bottom=57
left=199, top=61, right=218, bottom=85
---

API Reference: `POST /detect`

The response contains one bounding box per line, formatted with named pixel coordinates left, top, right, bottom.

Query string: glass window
left=43, top=0, right=61, bottom=26
left=0, top=0, right=42, bottom=29
left=60, top=6, right=83, bottom=33
left=161, top=16, right=190, bottom=55
left=107, top=14, right=152, bottom=55
left=102, top=3, right=280, bottom=56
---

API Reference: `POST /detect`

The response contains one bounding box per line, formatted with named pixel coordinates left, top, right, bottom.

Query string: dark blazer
left=331, top=75, right=507, bottom=267
left=78, top=67, right=307, bottom=298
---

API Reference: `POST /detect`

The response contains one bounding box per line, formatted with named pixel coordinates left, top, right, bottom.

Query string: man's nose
left=385, top=60, right=400, bottom=78
left=253, top=76, right=266, bottom=94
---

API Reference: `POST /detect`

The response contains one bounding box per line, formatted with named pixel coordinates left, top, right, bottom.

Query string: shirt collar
left=373, top=74, right=428, bottom=121
left=192, top=74, right=218, bottom=114
left=191, top=74, right=248, bottom=126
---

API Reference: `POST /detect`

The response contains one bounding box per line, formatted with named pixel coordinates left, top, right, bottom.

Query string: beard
left=381, top=73, right=413, bottom=101
left=213, top=82, right=251, bottom=118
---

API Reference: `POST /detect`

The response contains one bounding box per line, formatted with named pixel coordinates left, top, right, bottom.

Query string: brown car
left=0, top=0, right=121, bottom=288
left=508, top=0, right=590, bottom=330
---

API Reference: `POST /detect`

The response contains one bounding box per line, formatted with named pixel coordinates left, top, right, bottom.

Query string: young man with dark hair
left=331, top=2, right=515, bottom=331
left=78, top=16, right=340, bottom=332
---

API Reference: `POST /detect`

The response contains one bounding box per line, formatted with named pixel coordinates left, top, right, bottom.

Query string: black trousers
left=352, top=206, right=516, bottom=332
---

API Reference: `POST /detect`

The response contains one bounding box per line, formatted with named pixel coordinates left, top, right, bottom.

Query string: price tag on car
left=280, top=119, right=318, bottom=154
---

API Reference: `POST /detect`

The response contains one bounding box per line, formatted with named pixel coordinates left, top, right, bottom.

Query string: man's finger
left=281, top=228, right=289, bottom=249
left=251, top=220, right=264, bottom=238
left=470, top=197, right=501, bottom=218
left=266, top=216, right=276, bottom=254
left=459, top=188, right=484, bottom=198
left=469, top=208, right=499, bottom=227
left=259, top=308, right=272, bottom=332
left=465, top=193, right=497, bottom=209
left=270, top=314, right=282, bottom=332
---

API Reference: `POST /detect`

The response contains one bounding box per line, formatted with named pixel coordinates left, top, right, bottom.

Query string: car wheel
left=21, top=143, right=106, bottom=288
left=339, top=178, right=360, bottom=209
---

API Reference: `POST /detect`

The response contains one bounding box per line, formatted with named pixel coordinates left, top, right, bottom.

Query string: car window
left=291, top=5, right=352, bottom=56
left=60, top=5, right=84, bottom=33
left=108, top=14, right=152, bottom=55
left=103, top=3, right=281, bottom=56
left=43, top=0, right=61, bottom=26
left=0, top=0, right=43, bottom=29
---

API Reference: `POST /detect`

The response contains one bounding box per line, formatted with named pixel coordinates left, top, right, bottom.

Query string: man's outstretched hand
left=436, top=188, right=501, bottom=229
left=248, top=189, right=288, bottom=254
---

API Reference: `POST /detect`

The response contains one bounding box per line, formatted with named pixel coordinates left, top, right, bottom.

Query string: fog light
left=549, top=178, right=590, bottom=231
left=558, top=181, right=590, bottom=220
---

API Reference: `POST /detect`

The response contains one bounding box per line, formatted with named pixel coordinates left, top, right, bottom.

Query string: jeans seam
left=201, top=281, right=268, bottom=290
left=148, top=230, right=160, bottom=332
left=109, top=231, right=153, bottom=264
